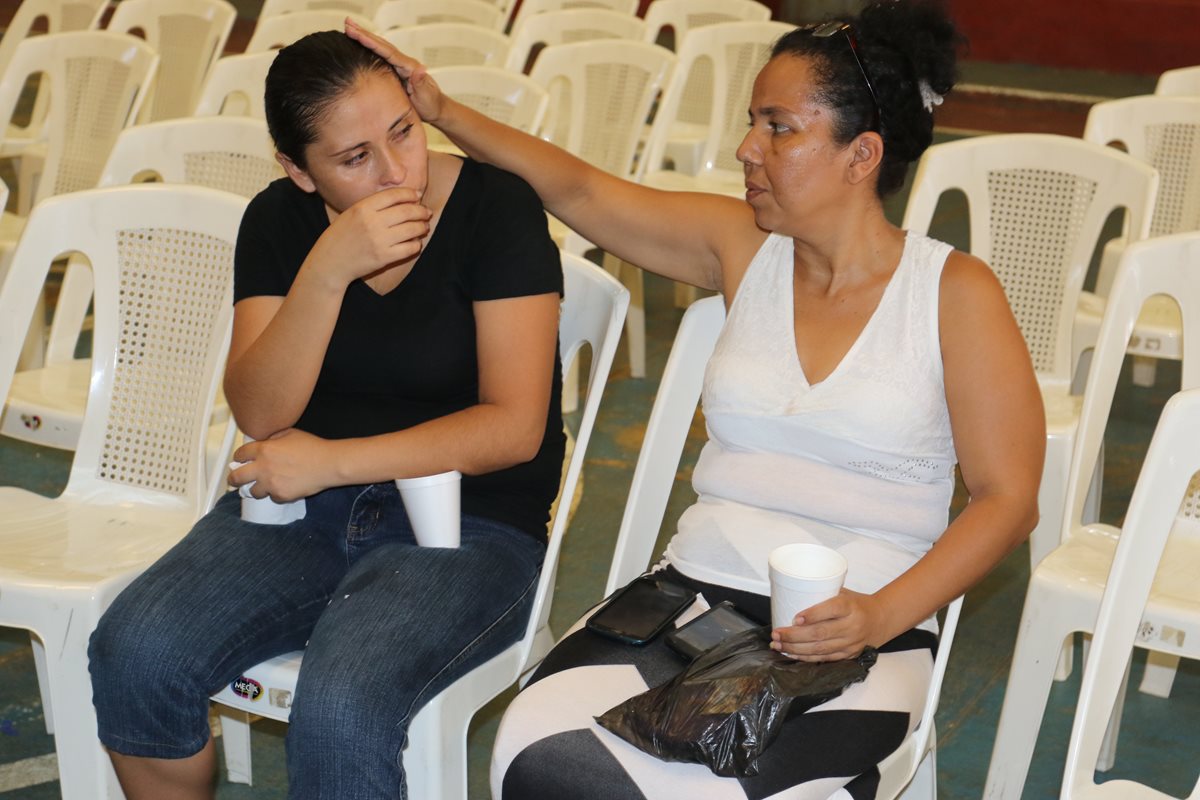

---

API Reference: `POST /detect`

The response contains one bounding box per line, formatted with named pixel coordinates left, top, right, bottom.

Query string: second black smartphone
left=586, top=575, right=698, bottom=645
left=663, top=600, right=762, bottom=660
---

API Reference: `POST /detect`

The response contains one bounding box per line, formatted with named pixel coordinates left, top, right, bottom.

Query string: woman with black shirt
left=88, top=31, right=563, bottom=799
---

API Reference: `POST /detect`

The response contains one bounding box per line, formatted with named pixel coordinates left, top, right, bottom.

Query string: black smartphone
left=586, top=575, right=698, bottom=645
left=663, top=600, right=761, bottom=660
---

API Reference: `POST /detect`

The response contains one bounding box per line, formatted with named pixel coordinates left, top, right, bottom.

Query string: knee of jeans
left=288, top=671, right=412, bottom=757
left=89, top=606, right=197, bottom=710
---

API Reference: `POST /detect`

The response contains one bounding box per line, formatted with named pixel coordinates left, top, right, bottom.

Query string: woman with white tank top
left=351, top=3, right=1044, bottom=796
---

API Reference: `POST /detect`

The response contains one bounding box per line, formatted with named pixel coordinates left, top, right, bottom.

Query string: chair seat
left=1076, top=290, right=1183, bottom=361
left=0, top=487, right=194, bottom=592
left=1034, top=522, right=1200, bottom=657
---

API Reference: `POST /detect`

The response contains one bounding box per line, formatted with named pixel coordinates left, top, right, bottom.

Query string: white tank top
left=667, top=231, right=957, bottom=612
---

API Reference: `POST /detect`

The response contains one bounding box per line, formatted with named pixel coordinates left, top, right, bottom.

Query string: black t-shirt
left=233, top=159, right=565, bottom=539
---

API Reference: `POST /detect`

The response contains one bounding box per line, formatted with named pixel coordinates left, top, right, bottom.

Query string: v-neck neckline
left=788, top=232, right=911, bottom=388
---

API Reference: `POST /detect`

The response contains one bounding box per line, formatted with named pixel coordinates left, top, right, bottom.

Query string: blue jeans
left=89, top=482, right=545, bottom=799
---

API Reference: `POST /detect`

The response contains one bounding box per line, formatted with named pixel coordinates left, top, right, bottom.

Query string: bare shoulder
left=937, top=249, right=1015, bottom=331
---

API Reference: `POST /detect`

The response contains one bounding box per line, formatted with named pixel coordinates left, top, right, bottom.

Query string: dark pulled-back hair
left=772, top=0, right=963, bottom=197
left=264, top=30, right=398, bottom=169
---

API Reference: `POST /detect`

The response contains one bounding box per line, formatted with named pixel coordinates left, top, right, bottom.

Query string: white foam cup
left=232, top=457, right=307, bottom=524
left=396, top=470, right=462, bottom=548
left=768, top=543, right=848, bottom=629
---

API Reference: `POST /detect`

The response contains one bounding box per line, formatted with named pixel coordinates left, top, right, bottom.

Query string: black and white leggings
left=491, top=566, right=936, bottom=800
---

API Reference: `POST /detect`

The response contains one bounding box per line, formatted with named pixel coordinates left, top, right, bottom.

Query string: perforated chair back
left=1156, top=65, right=1200, bottom=97
left=38, top=117, right=280, bottom=368
left=530, top=39, right=674, bottom=178
left=641, top=20, right=792, bottom=176
left=107, top=0, right=236, bottom=122
left=245, top=9, right=372, bottom=52
left=0, top=185, right=247, bottom=515
left=506, top=8, right=645, bottom=73
left=508, top=0, right=637, bottom=33
left=1085, top=95, right=1200, bottom=238
left=0, top=31, right=158, bottom=205
left=427, top=65, right=548, bottom=135
left=0, top=0, right=107, bottom=78
left=375, top=0, right=504, bottom=30
left=902, top=133, right=1158, bottom=387
left=382, top=22, right=510, bottom=67
left=642, top=0, right=770, bottom=48
left=193, top=51, right=275, bottom=117
left=260, top=0, right=382, bottom=16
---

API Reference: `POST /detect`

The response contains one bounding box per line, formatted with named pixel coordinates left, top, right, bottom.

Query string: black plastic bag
left=595, top=627, right=877, bottom=777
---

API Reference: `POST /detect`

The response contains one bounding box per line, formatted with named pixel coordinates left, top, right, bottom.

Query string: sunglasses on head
left=808, top=21, right=881, bottom=132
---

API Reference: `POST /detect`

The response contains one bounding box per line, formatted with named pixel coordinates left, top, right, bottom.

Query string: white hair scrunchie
left=918, top=80, right=944, bottom=113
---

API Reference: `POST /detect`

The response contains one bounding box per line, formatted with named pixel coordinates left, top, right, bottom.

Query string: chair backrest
left=1062, top=232, right=1200, bottom=546
left=901, top=133, right=1159, bottom=388
left=193, top=51, right=276, bottom=117
left=0, top=185, right=248, bottom=516
left=245, top=9, right=372, bottom=52
left=1084, top=95, right=1200, bottom=238
left=508, top=0, right=637, bottom=34
left=375, top=0, right=505, bottom=30
left=426, top=65, right=548, bottom=135
left=605, top=294, right=723, bottom=594
left=107, top=0, right=237, bottom=122
left=640, top=20, right=793, bottom=177
left=1061, top=387, right=1200, bottom=800
left=518, top=250, right=630, bottom=666
left=506, top=8, right=645, bottom=73
left=1155, top=65, right=1200, bottom=97
left=382, top=22, right=510, bottom=68
left=0, top=0, right=106, bottom=77
left=530, top=39, right=674, bottom=178
left=641, top=0, right=770, bottom=48
left=40, top=117, right=281, bottom=367
left=0, top=31, right=159, bottom=205
left=260, top=0, right=382, bottom=16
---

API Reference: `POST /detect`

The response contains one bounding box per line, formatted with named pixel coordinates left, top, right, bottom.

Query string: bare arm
left=224, top=186, right=432, bottom=438
left=775, top=251, right=1045, bottom=659
left=346, top=19, right=762, bottom=294
left=230, top=291, right=561, bottom=501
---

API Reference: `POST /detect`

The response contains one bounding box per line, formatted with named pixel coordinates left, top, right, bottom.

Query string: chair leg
left=37, top=621, right=124, bottom=799
left=1137, top=650, right=1179, bottom=698
left=984, top=605, right=1070, bottom=800
left=218, top=709, right=254, bottom=785
left=601, top=253, right=645, bottom=379
left=30, top=633, right=54, bottom=735
left=1095, top=655, right=1131, bottom=773
left=405, top=693, right=468, bottom=800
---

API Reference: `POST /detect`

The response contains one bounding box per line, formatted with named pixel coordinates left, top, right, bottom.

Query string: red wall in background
left=949, top=0, right=1199, bottom=76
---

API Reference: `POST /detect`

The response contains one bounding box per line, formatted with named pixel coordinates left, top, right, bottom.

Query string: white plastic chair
left=424, top=65, right=548, bottom=153
left=505, top=7, right=646, bottom=73
left=984, top=231, right=1200, bottom=800
left=382, top=22, right=511, bottom=68
left=1075, top=95, right=1200, bottom=389
left=642, top=0, right=771, bottom=47
left=605, top=20, right=787, bottom=379
left=245, top=9, right=373, bottom=52
left=507, top=0, right=637, bottom=35
left=106, top=0, right=237, bottom=122
left=0, top=183, right=248, bottom=800
left=375, top=0, right=505, bottom=31
left=1059, top=388, right=1200, bottom=800
left=902, top=133, right=1158, bottom=575
left=193, top=51, right=276, bottom=117
left=260, top=0, right=383, bottom=16
left=1156, top=65, right=1200, bottom=96
left=211, top=251, right=630, bottom=797
left=0, top=0, right=108, bottom=206
left=2, top=118, right=281, bottom=457
left=0, top=31, right=158, bottom=221
left=602, top=294, right=964, bottom=800
left=530, top=39, right=674, bottom=384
